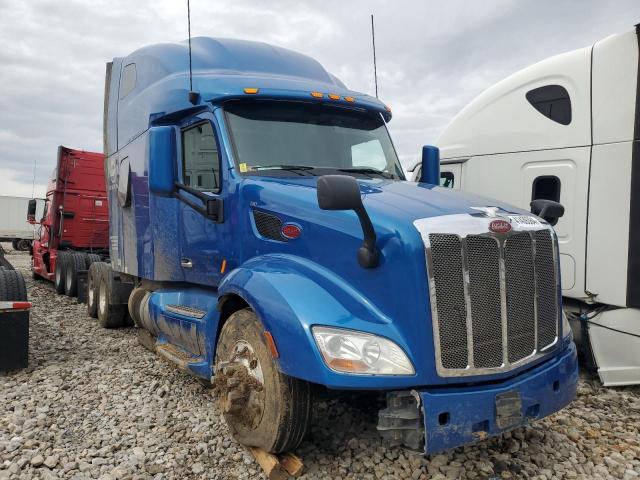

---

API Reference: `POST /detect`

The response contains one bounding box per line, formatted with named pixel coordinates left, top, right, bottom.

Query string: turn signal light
left=243, top=87, right=259, bottom=94
left=310, top=91, right=324, bottom=98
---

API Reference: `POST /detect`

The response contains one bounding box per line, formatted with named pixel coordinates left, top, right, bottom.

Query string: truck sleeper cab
left=100, top=37, right=578, bottom=454
left=29, top=146, right=109, bottom=299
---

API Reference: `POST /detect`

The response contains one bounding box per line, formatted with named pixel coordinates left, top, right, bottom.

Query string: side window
left=526, top=85, right=571, bottom=125
left=119, top=63, right=137, bottom=99
left=532, top=175, right=561, bottom=203
left=440, top=171, right=455, bottom=188
left=351, top=139, right=387, bottom=170
left=182, top=122, right=220, bottom=191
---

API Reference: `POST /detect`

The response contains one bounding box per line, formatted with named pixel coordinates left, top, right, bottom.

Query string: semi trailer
left=433, top=27, right=640, bottom=387
left=29, top=146, right=109, bottom=298
left=94, top=37, right=578, bottom=454
left=0, top=195, right=43, bottom=251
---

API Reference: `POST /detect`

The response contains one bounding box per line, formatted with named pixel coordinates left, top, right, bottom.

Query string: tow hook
left=377, top=390, right=424, bottom=451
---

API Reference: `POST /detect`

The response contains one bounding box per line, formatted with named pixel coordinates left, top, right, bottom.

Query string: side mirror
left=317, top=175, right=379, bottom=268
left=420, top=145, right=440, bottom=184
left=149, top=126, right=176, bottom=195
left=27, top=199, right=38, bottom=224
left=530, top=199, right=564, bottom=225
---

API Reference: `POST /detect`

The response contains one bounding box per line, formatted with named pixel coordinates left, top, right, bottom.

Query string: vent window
left=526, top=85, right=571, bottom=125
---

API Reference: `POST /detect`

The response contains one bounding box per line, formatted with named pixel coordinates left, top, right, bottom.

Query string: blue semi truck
left=93, top=37, right=578, bottom=454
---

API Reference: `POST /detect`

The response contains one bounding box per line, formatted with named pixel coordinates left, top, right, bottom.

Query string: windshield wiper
left=250, top=165, right=316, bottom=176
left=337, top=167, right=394, bottom=179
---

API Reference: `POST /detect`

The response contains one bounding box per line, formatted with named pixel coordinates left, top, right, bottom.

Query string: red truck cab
left=29, top=146, right=108, bottom=295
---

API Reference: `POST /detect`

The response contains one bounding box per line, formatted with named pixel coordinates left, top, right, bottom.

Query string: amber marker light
left=328, top=93, right=340, bottom=100
left=344, top=96, right=355, bottom=103
left=310, top=91, right=324, bottom=98
left=263, top=331, right=280, bottom=358
left=243, top=87, right=259, bottom=94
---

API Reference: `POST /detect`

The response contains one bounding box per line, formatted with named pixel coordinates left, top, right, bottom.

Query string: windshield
left=225, top=100, right=405, bottom=179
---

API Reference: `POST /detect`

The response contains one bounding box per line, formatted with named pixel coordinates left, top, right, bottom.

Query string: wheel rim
left=88, top=280, right=94, bottom=307
left=99, top=280, right=107, bottom=315
left=55, top=264, right=61, bottom=286
left=216, top=340, right=265, bottom=429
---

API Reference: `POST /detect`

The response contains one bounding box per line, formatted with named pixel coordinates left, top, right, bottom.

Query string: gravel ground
left=1, top=248, right=640, bottom=480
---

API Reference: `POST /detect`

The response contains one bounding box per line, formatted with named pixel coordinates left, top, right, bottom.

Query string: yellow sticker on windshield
left=239, top=163, right=248, bottom=173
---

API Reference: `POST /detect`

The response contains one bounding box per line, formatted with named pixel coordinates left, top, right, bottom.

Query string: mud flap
left=377, top=391, right=424, bottom=451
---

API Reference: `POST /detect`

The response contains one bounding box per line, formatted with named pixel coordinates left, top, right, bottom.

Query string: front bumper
left=378, top=342, right=578, bottom=455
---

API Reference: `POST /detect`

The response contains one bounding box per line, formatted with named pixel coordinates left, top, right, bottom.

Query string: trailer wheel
left=96, top=264, right=126, bottom=328
left=214, top=309, right=312, bottom=453
left=64, top=253, right=86, bottom=297
left=14, top=239, right=31, bottom=252
left=87, top=262, right=108, bottom=319
left=0, top=269, right=27, bottom=301
left=54, top=252, right=68, bottom=294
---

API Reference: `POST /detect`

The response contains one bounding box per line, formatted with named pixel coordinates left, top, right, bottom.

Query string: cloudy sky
left=0, top=0, right=637, bottom=197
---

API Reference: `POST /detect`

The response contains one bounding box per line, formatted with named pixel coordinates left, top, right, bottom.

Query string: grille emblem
left=489, top=219, right=512, bottom=234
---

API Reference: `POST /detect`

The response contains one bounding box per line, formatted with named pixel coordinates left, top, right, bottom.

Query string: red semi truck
left=29, top=146, right=109, bottom=297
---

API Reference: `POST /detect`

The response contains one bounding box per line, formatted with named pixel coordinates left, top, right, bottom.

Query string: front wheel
left=214, top=309, right=312, bottom=453
left=53, top=252, right=67, bottom=294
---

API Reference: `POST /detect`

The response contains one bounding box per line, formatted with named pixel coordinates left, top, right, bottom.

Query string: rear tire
left=0, top=269, right=28, bottom=301
left=64, top=253, right=86, bottom=297
left=96, top=264, right=126, bottom=328
left=214, top=309, right=312, bottom=453
left=15, top=239, right=31, bottom=251
left=54, top=252, right=68, bottom=294
left=87, top=262, right=108, bottom=319
left=85, top=253, right=101, bottom=269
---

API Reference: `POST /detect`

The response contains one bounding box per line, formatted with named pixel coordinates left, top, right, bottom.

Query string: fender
left=218, top=253, right=423, bottom=389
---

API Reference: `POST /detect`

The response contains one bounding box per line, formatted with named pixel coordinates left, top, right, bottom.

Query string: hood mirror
left=317, top=175, right=379, bottom=268
left=530, top=199, right=564, bottom=225
left=420, top=145, right=440, bottom=184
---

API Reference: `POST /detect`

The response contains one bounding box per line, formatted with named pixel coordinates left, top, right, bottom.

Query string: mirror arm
left=354, top=206, right=379, bottom=268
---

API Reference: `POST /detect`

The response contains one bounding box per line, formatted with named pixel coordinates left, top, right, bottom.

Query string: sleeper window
left=526, top=85, right=571, bottom=125
left=119, top=63, right=137, bottom=99
left=182, top=122, right=220, bottom=191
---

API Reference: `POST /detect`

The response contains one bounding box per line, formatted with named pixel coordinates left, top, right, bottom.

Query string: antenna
left=31, top=156, right=37, bottom=198
left=371, top=14, right=378, bottom=98
left=187, top=0, right=199, bottom=104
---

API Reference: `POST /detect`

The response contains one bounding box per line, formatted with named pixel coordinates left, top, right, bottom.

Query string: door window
left=182, top=122, right=221, bottom=192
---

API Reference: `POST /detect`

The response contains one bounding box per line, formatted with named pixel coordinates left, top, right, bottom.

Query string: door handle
left=180, top=258, right=193, bottom=268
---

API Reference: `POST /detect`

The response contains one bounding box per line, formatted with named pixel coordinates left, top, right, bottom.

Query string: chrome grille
left=419, top=214, right=559, bottom=377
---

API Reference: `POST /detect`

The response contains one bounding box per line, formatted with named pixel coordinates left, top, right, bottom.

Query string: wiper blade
left=251, top=164, right=314, bottom=171
left=337, top=167, right=393, bottom=179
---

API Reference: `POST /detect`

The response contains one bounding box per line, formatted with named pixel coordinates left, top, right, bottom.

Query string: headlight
left=312, top=326, right=415, bottom=375
left=562, top=311, right=572, bottom=340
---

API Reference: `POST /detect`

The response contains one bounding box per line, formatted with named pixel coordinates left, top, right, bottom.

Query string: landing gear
left=214, top=309, right=312, bottom=453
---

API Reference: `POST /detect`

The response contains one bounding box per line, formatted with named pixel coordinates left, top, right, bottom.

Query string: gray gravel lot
left=1, top=248, right=639, bottom=480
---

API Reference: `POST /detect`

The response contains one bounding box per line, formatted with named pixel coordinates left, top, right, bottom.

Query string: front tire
left=54, top=252, right=67, bottom=294
left=214, top=309, right=312, bottom=453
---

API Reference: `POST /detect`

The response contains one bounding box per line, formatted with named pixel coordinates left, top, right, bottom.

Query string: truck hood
left=242, top=176, right=528, bottom=225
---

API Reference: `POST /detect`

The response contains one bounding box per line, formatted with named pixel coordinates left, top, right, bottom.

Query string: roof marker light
left=328, top=94, right=340, bottom=100
left=243, top=87, right=259, bottom=94
left=310, top=91, right=324, bottom=98
left=344, top=96, right=355, bottom=103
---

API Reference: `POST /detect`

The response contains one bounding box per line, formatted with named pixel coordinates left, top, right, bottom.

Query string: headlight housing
left=312, top=326, right=415, bottom=375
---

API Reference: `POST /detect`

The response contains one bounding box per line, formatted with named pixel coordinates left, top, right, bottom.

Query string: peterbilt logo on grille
left=489, top=219, right=512, bottom=234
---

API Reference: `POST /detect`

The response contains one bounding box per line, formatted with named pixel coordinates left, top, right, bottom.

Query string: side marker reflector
left=263, top=331, right=279, bottom=358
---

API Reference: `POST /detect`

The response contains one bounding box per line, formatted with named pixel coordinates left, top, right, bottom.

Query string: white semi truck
left=0, top=196, right=43, bottom=251
left=424, top=27, right=640, bottom=386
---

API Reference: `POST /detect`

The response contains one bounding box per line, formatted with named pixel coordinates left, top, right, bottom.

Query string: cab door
left=176, top=114, right=226, bottom=287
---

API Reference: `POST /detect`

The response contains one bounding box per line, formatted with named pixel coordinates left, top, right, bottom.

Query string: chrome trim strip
left=165, top=304, right=207, bottom=319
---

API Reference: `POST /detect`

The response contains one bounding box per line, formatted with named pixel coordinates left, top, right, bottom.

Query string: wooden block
left=279, top=452, right=304, bottom=477
left=249, top=447, right=288, bottom=480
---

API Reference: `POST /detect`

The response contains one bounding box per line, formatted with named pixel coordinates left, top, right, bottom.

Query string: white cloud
left=0, top=0, right=637, bottom=194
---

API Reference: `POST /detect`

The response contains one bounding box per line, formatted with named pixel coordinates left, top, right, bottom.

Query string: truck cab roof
left=106, top=37, right=390, bottom=157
